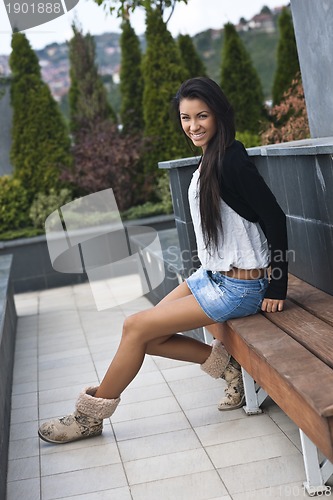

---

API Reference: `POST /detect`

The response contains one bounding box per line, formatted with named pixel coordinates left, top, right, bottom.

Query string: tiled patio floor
left=7, top=275, right=332, bottom=499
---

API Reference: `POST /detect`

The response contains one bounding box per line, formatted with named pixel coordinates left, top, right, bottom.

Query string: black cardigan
left=218, top=140, right=288, bottom=300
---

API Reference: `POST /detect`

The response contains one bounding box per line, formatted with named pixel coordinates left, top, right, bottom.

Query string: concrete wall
left=0, top=215, right=175, bottom=294
left=0, top=79, right=13, bottom=176
left=159, top=137, right=333, bottom=297
left=290, top=0, right=333, bottom=138
left=0, top=255, right=17, bottom=500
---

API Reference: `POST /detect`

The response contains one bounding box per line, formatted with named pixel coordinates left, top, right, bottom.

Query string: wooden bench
left=220, top=274, right=333, bottom=496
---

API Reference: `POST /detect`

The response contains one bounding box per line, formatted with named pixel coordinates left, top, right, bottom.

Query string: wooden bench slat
left=263, top=299, right=333, bottom=369
left=287, top=274, right=333, bottom=327
left=220, top=314, right=333, bottom=462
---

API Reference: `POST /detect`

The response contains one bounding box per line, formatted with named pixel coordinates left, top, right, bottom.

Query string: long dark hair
left=172, top=77, right=235, bottom=251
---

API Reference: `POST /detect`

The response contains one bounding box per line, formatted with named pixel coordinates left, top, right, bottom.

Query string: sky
left=0, top=0, right=288, bottom=56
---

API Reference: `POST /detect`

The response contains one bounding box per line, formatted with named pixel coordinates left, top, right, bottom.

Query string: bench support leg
left=300, top=430, right=333, bottom=496
left=242, top=368, right=267, bottom=415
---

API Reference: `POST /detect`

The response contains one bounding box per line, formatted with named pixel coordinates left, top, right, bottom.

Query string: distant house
left=248, top=13, right=276, bottom=33
left=236, top=6, right=288, bottom=34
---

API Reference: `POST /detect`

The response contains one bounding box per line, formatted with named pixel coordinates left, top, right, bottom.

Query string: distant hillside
left=0, top=6, right=285, bottom=103
left=193, top=10, right=281, bottom=99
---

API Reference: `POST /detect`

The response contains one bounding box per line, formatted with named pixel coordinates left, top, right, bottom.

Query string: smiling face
left=179, top=98, right=217, bottom=153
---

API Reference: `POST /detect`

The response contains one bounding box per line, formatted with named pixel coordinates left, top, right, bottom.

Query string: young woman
left=38, top=77, right=288, bottom=444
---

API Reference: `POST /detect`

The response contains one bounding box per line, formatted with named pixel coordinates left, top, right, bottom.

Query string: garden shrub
left=29, top=188, right=72, bottom=229
left=0, top=176, right=31, bottom=233
left=236, top=131, right=261, bottom=148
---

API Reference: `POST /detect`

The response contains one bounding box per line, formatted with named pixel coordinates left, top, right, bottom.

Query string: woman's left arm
left=229, top=145, right=289, bottom=302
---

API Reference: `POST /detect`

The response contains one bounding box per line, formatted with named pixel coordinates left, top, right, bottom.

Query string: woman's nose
left=190, top=120, right=200, bottom=131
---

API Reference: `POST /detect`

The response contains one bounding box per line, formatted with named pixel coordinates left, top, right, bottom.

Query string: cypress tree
left=68, top=24, right=117, bottom=138
left=120, top=18, right=144, bottom=134
left=9, top=33, right=71, bottom=201
left=142, top=5, right=188, bottom=181
left=272, top=7, right=300, bottom=105
left=221, top=23, right=264, bottom=135
left=177, top=34, right=206, bottom=79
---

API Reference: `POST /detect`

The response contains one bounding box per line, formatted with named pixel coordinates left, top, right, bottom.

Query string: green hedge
left=0, top=176, right=31, bottom=232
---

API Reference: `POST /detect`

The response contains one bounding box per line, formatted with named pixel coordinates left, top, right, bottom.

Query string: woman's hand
left=261, top=298, right=285, bottom=313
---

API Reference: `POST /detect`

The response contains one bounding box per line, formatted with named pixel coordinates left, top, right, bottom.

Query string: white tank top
left=188, top=169, right=270, bottom=271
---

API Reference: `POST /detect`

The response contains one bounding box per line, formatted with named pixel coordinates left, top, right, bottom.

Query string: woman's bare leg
left=145, top=281, right=213, bottom=359
left=95, top=281, right=215, bottom=399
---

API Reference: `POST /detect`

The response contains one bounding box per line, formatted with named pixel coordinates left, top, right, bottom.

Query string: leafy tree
left=272, top=7, right=300, bottom=105
left=68, top=24, right=117, bottom=138
left=142, top=5, right=188, bottom=184
left=177, top=34, right=206, bottom=79
left=9, top=32, right=71, bottom=201
left=120, top=17, right=144, bottom=133
left=93, top=0, right=188, bottom=17
left=262, top=74, right=310, bottom=144
left=62, top=120, right=144, bottom=211
left=221, top=23, right=264, bottom=135
left=9, top=31, right=40, bottom=79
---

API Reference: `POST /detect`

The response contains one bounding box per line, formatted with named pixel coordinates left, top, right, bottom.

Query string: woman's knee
left=122, top=312, right=146, bottom=342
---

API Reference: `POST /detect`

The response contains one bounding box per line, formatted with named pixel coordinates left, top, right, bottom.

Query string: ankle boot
left=218, top=358, right=245, bottom=411
left=38, top=386, right=120, bottom=444
left=201, top=339, right=230, bottom=378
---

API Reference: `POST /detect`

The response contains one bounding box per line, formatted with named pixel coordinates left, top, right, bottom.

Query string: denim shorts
left=186, top=267, right=269, bottom=323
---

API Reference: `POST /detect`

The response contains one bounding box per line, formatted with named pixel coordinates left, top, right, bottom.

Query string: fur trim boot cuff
left=76, top=386, right=121, bottom=420
left=201, top=339, right=230, bottom=379
left=38, top=386, right=120, bottom=444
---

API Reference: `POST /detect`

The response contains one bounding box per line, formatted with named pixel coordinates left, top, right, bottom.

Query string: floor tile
left=38, top=371, right=99, bottom=392
left=41, top=442, right=121, bottom=475
left=121, top=381, right=173, bottom=405
left=112, top=396, right=181, bottom=423
left=38, top=384, right=87, bottom=405
left=10, top=420, right=39, bottom=441
left=175, top=386, right=225, bottom=411
left=8, top=436, right=40, bottom=460
left=124, top=369, right=165, bottom=389
left=10, top=405, right=39, bottom=424
left=161, top=363, right=204, bottom=382
left=152, top=356, right=193, bottom=370
left=6, top=477, right=41, bottom=500
left=206, top=432, right=300, bottom=469
left=218, top=454, right=306, bottom=494
left=7, top=456, right=40, bottom=481
left=124, top=448, right=214, bottom=485
left=12, top=381, right=38, bottom=396
left=113, top=411, right=190, bottom=441
left=168, top=372, right=224, bottom=395
left=11, top=391, right=38, bottom=410
left=41, top=464, right=127, bottom=500
left=195, top=413, right=281, bottom=447
left=185, top=404, right=247, bottom=428
left=118, top=428, right=202, bottom=462
left=131, top=470, right=229, bottom=500
left=59, top=487, right=132, bottom=500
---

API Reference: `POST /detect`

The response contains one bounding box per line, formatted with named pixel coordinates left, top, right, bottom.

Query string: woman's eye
left=199, top=114, right=207, bottom=119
